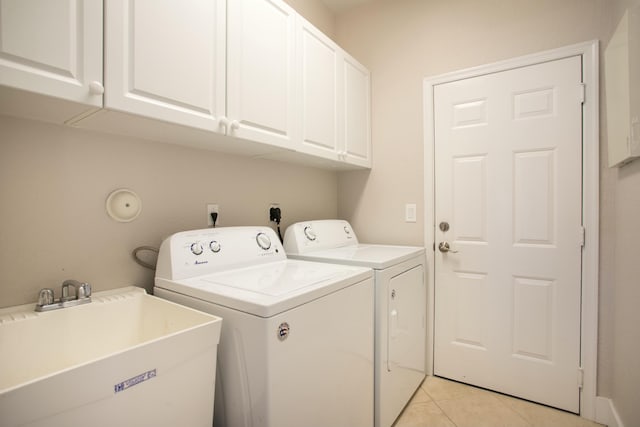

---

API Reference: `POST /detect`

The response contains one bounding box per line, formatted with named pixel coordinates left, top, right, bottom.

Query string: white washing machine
left=283, top=220, right=426, bottom=427
left=154, top=226, right=374, bottom=427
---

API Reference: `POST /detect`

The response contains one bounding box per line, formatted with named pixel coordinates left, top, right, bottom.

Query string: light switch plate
left=405, top=203, right=417, bottom=223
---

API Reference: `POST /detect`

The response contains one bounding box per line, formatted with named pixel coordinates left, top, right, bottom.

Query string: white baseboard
left=595, top=396, right=624, bottom=427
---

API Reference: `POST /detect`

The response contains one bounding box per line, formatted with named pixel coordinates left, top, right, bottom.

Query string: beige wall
left=333, top=0, right=638, bottom=425
left=0, top=116, right=338, bottom=308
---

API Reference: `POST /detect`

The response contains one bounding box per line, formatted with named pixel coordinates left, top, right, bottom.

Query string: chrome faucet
left=35, top=280, right=92, bottom=312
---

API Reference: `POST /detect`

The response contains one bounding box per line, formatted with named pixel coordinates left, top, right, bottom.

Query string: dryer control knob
left=190, top=242, right=204, bottom=255
left=210, top=240, right=221, bottom=253
left=256, top=232, right=272, bottom=250
left=304, top=226, right=317, bottom=241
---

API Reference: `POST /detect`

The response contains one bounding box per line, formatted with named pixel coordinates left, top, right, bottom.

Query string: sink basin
left=0, top=286, right=222, bottom=427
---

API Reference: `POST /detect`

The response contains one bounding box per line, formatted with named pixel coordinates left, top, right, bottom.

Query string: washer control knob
left=304, top=226, right=316, bottom=241
left=209, top=240, right=221, bottom=253
left=344, top=225, right=351, bottom=235
left=256, top=232, right=272, bottom=250
left=190, top=242, right=204, bottom=255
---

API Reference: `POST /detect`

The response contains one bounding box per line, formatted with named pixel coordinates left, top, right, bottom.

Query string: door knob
left=438, top=242, right=458, bottom=253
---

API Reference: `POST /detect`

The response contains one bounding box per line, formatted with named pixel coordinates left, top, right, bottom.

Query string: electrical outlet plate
left=269, top=203, right=280, bottom=222
left=207, top=204, right=219, bottom=226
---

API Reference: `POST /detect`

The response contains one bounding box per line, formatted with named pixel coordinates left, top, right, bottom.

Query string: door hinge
left=580, top=226, right=586, bottom=248
left=579, top=83, right=586, bottom=104
left=577, top=367, right=584, bottom=389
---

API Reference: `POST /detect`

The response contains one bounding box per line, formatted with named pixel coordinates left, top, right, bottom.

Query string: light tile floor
left=393, top=376, right=606, bottom=427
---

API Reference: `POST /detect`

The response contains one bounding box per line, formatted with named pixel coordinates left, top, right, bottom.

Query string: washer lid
left=288, top=244, right=425, bottom=270
left=155, top=259, right=372, bottom=318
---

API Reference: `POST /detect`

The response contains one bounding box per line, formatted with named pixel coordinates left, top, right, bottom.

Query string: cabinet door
left=104, top=0, right=226, bottom=132
left=605, top=8, right=640, bottom=167
left=298, top=17, right=341, bottom=161
left=227, top=0, right=298, bottom=150
left=342, top=55, right=372, bottom=167
left=0, top=0, right=102, bottom=106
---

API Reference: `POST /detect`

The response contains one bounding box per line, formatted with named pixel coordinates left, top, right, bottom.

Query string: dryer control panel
left=283, top=220, right=358, bottom=254
left=156, top=227, right=286, bottom=280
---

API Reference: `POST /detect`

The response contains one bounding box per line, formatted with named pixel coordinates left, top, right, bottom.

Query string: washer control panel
left=156, top=227, right=286, bottom=280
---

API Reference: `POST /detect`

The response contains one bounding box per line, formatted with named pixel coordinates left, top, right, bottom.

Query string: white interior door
left=433, top=56, right=583, bottom=412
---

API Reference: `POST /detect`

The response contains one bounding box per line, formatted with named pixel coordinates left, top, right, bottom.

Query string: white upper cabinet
left=342, top=54, right=371, bottom=167
left=1, top=0, right=370, bottom=169
left=0, top=0, right=103, bottom=120
left=104, top=0, right=226, bottom=132
left=297, top=17, right=371, bottom=168
left=226, top=0, right=298, bottom=150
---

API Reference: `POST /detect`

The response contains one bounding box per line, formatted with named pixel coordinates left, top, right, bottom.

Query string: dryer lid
left=288, top=244, right=425, bottom=269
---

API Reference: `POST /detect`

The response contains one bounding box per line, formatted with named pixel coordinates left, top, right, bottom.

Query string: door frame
left=423, top=40, right=599, bottom=419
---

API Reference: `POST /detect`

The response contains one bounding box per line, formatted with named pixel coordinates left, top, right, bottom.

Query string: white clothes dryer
left=284, top=220, right=426, bottom=427
left=154, top=227, right=374, bottom=427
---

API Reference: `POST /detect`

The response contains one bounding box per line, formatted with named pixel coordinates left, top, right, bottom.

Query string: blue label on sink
left=114, top=369, right=157, bottom=393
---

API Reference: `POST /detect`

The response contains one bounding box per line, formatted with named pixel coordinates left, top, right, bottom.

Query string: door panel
left=434, top=56, right=583, bottom=412
left=513, top=150, right=555, bottom=245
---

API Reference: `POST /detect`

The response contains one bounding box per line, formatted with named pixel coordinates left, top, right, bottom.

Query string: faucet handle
left=61, top=283, right=75, bottom=301
left=37, top=288, right=55, bottom=306
left=78, top=282, right=92, bottom=299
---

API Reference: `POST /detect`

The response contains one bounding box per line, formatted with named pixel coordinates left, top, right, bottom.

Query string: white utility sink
left=0, top=286, right=222, bottom=427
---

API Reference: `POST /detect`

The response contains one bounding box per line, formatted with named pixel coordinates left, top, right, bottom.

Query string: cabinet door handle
left=219, top=117, right=230, bottom=133
left=89, top=81, right=104, bottom=95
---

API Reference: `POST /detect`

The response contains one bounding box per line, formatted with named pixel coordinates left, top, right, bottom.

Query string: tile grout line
left=428, top=395, right=461, bottom=427
left=422, top=384, right=534, bottom=427
left=486, top=392, right=534, bottom=427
